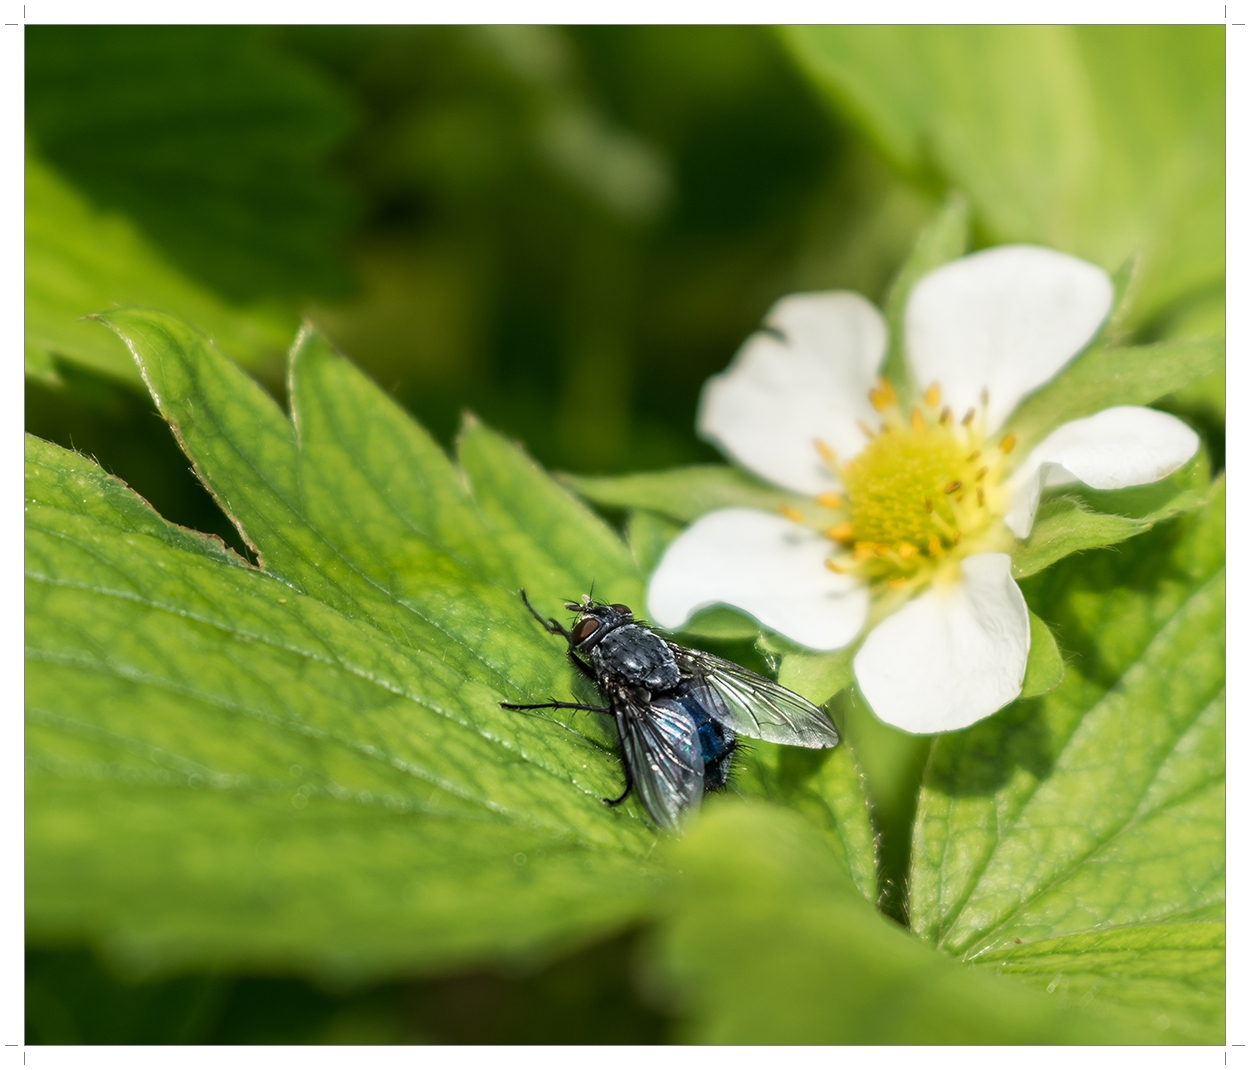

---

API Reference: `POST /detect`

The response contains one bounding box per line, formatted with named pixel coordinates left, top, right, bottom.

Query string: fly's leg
left=603, top=774, right=633, bottom=807
left=567, top=649, right=597, bottom=683
left=500, top=700, right=610, bottom=714
left=520, top=589, right=571, bottom=639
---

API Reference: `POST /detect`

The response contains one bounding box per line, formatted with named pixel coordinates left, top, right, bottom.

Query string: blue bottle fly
left=501, top=592, right=840, bottom=831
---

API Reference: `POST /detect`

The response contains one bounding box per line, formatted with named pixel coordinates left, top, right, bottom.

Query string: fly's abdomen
left=695, top=713, right=735, bottom=790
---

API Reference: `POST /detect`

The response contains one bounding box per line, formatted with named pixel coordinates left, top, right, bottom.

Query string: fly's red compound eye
left=610, top=603, right=632, bottom=615
left=571, top=617, right=601, bottom=646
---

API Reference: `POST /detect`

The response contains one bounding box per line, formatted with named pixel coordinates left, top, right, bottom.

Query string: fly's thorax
left=591, top=624, right=682, bottom=692
left=794, top=379, right=1017, bottom=596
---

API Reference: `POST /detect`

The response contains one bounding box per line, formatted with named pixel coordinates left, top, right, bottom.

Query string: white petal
left=1003, top=406, right=1200, bottom=538
left=905, top=246, right=1113, bottom=433
left=697, top=292, right=886, bottom=494
left=853, top=553, right=1029, bottom=734
left=647, top=507, right=869, bottom=650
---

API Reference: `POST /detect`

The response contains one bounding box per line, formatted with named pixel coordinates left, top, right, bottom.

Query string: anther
left=966, top=449, right=981, bottom=462
left=939, top=407, right=952, bottom=425
left=856, top=420, right=876, bottom=440
left=814, top=492, right=843, bottom=509
left=962, top=409, right=976, bottom=427
left=826, top=522, right=854, bottom=542
left=944, top=481, right=962, bottom=494
left=951, top=530, right=962, bottom=546
left=980, top=387, right=989, bottom=408
left=923, top=497, right=933, bottom=513
left=854, top=542, right=876, bottom=560
left=869, top=379, right=896, bottom=412
left=779, top=506, right=804, bottom=522
left=976, top=486, right=985, bottom=507
left=924, top=383, right=941, bottom=408
left=897, top=542, right=918, bottom=560
left=824, top=559, right=847, bottom=574
left=910, top=407, right=925, bottom=432
left=975, top=466, right=989, bottom=481
left=814, top=438, right=836, bottom=464
left=927, top=535, right=941, bottom=556
left=888, top=577, right=908, bottom=590
left=999, top=432, right=1017, bottom=455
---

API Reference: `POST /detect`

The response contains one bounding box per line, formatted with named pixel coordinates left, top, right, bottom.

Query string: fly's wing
left=669, top=645, right=840, bottom=749
left=613, top=688, right=704, bottom=831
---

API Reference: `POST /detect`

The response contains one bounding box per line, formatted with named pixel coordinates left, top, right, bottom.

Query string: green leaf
left=783, top=26, right=1224, bottom=326
left=624, top=509, right=681, bottom=577
left=1012, top=464, right=1212, bottom=580
left=27, top=312, right=677, bottom=981
left=1013, top=498, right=1152, bottom=580
left=777, top=646, right=854, bottom=708
left=911, top=482, right=1225, bottom=1041
left=880, top=192, right=969, bottom=391
left=1020, top=612, right=1063, bottom=699
left=985, top=917, right=1224, bottom=1043
left=26, top=26, right=357, bottom=303
left=1005, top=338, right=1225, bottom=454
left=25, top=151, right=293, bottom=385
left=563, top=465, right=812, bottom=524
left=649, top=800, right=1126, bottom=1042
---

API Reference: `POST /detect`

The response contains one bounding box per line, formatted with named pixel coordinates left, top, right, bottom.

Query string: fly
left=500, top=591, right=840, bottom=831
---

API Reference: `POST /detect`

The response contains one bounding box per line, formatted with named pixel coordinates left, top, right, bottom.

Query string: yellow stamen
left=975, top=466, right=989, bottom=482
left=780, top=505, right=804, bottom=522
left=928, top=535, right=941, bottom=556
left=888, top=577, right=908, bottom=590
left=999, top=432, right=1017, bottom=455
left=856, top=420, right=876, bottom=441
left=897, top=542, right=918, bottom=560
left=868, top=377, right=896, bottom=412
left=854, top=542, right=876, bottom=560
left=944, top=480, right=962, bottom=494
left=910, top=407, right=926, bottom=432
left=814, top=438, right=836, bottom=464
left=962, top=408, right=976, bottom=427
left=976, top=486, right=985, bottom=507
left=815, top=492, right=843, bottom=509
left=924, top=383, right=941, bottom=408
left=824, top=559, right=847, bottom=574
left=939, top=407, right=952, bottom=425
left=826, top=522, right=855, bottom=542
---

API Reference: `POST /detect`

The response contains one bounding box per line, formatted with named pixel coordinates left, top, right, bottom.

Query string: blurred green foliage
left=25, top=24, right=1223, bottom=1044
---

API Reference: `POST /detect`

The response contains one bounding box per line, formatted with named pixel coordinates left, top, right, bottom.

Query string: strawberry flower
left=646, top=246, right=1199, bottom=734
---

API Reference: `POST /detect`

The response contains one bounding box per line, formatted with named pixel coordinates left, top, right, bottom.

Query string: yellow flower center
left=805, top=380, right=1016, bottom=593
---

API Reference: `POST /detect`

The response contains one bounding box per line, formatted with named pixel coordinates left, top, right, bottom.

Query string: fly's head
left=564, top=596, right=634, bottom=651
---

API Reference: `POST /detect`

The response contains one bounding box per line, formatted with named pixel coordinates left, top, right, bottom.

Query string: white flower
left=647, top=245, right=1199, bottom=734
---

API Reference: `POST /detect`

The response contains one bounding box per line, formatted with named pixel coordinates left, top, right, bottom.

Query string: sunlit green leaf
left=26, top=314, right=676, bottom=981
left=911, top=481, right=1225, bottom=1041
left=649, top=801, right=1126, bottom=1042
